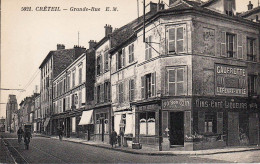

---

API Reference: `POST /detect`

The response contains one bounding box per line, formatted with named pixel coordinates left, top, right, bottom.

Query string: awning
left=44, top=117, right=50, bottom=127
left=78, top=110, right=93, bottom=125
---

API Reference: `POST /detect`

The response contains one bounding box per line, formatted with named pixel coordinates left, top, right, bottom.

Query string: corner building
left=109, top=0, right=260, bottom=150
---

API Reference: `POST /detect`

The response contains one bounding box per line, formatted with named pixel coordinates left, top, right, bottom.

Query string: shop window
left=145, top=36, right=152, bottom=60
left=72, top=117, right=76, bottom=133
left=128, top=43, right=134, bottom=63
left=139, top=112, right=155, bottom=135
left=247, top=38, right=256, bottom=62
left=141, top=72, right=156, bottom=99
left=167, top=67, right=186, bottom=96
left=248, top=75, right=257, bottom=96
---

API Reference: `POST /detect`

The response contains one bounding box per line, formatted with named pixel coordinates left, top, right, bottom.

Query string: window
left=97, top=85, right=101, bottom=103
left=226, top=33, right=235, bottom=58
left=104, top=81, right=110, bottom=102
left=248, top=75, right=257, bottom=96
left=96, top=55, right=102, bottom=75
left=168, top=25, right=185, bottom=53
left=145, top=36, right=152, bottom=60
left=72, top=117, right=76, bottom=133
left=141, top=72, right=156, bottom=99
left=129, top=44, right=134, bottom=63
left=63, top=79, right=66, bottom=93
left=204, top=113, right=216, bottom=134
left=247, top=38, right=256, bottom=61
left=63, top=98, right=66, bottom=112
left=72, top=71, right=75, bottom=88
left=79, top=67, right=82, bottom=84
left=225, top=0, right=234, bottom=16
left=168, top=68, right=185, bottom=96
left=198, top=112, right=223, bottom=134
left=53, top=85, right=56, bottom=98
left=129, top=79, right=135, bottom=101
left=139, top=112, right=155, bottom=135
left=118, top=83, right=124, bottom=103
left=117, top=49, right=125, bottom=70
left=67, top=75, right=70, bottom=91
left=104, top=50, right=109, bottom=71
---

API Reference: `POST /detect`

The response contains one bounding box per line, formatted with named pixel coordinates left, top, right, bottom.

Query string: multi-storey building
left=5, top=95, right=18, bottom=132
left=52, top=41, right=95, bottom=139
left=109, top=0, right=260, bottom=151
left=39, top=44, right=86, bottom=134
left=33, top=94, right=41, bottom=133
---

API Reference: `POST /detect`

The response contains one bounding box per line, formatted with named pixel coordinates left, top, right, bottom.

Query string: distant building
left=0, top=117, right=5, bottom=132
left=239, top=1, right=260, bottom=22
left=5, top=95, right=18, bottom=132
left=39, top=44, right=86, bottom=134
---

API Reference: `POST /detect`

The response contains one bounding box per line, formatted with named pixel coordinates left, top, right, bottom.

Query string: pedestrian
left=111, top=130, right=117, bottom=148
left=58, top=127, right=63, bottom=141
left=17, top=127, right=24, bottom=144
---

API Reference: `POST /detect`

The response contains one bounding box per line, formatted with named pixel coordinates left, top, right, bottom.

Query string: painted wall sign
left=162, top=98, right=191, bottom=110
left=215, top=64, right=247, bottom=96
left=194, top=98, right=249, bottom=110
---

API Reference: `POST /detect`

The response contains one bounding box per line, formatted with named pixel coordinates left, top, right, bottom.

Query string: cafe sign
left=162, top=98, right=191, bottom=110
left=215, top=64, right=247, bottom=96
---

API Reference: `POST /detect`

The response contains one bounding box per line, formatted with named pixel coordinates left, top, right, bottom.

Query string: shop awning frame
left=43, top=117, right=50, bottom=127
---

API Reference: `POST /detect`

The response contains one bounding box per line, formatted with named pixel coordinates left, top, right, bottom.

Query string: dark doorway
left=66, top=118, right=71, bottom=138
left=169, top=112, right=184, bottom=146
left=228, top=112, right=239, bottom=146
left=101, top=119, right=105, bottom=142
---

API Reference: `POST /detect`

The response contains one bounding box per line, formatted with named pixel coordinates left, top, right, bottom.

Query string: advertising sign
left=162, top=98, right=192, bottom=110
left=215, top=64, right=247, bottom=96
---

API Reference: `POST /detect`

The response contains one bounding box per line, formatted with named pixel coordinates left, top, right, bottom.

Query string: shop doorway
left=65, top=117, right=71, bottom=138
left=228, top=112, right=239, bottom=146
left=100, top=119, right=105, bottom=142
left=249, top=113, right=259, bottom=145
left=169, top=112, right=184, bottom=146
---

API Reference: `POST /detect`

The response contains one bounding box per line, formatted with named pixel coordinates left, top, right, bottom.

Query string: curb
left=36, top=134, right=260, bottom=156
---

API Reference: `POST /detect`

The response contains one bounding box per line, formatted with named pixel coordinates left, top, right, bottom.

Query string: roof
left=201, top=0, right=218, bottom=7
left=239, top=6, right=260, bottom=17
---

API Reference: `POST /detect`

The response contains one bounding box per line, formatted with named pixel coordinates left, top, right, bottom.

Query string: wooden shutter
left=145, top=38, right=148, bottom=60
left=217, top=112, right=223, bottom=134
left=132, top=44, right=134, bottom=62
left=141, top=76, right=145, bottom=99
left=177, top=26, right=184, bottom=53
left=108, top=82, right=111, bottom=101
left=220, top=31, right=227, bottom=57
left=101, top=83, right=104, bottom=102
left=122, top=48, right=125, bottom=67
left=149, top=36, right=152, bottom=59
left=233, top=34, right=237, bottom=58
left=100, top=55, right=103, bottom=74
left=94, top=86, right=97, bottom=104
left=198, top=111, right=205, bottom=134
left=253, top=39, right=257, bottom=61
left=168, top=28, right=175, bottom=53
left=151, top=72, right=156, bottom=97
left=237, top=34, right=243, bottom=59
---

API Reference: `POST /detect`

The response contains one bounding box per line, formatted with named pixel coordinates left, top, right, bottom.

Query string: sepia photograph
left=0, top=0, right=260, bottom=163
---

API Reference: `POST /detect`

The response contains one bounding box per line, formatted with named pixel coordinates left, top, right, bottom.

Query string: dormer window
left=225, top=0, right=234, bottom=16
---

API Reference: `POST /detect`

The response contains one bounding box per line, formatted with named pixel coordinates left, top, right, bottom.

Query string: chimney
left=74, top=45, right=85, bottom=49
left=89, top=40, right=97, bottom=49
left=57, top=44, right=65, bottom=50
left=248, top=1, right=253, bottom=10
left=146, top=2, right=165, bottom=14
left=104, top=24, right=113, bottom=37
left=169, top=0, right=178, bottom=7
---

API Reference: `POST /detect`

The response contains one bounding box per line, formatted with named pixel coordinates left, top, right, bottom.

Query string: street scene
left=1, top=0, right=260, bottom=163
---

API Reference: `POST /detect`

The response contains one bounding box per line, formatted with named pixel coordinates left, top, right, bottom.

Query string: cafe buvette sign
left=162, top=98, right=192, bottom=110
left=215, top=64, right=247, bottom=96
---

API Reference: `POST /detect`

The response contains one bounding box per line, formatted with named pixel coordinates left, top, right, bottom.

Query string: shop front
left=78, top=110, right=94, bottom=140
left=192, top=97, right=259, bottom=150
left=93, top=106, right=111, bottom=143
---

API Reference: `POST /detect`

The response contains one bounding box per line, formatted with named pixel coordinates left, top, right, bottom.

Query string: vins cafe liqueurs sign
left=215, top=64, right=247, bottom=96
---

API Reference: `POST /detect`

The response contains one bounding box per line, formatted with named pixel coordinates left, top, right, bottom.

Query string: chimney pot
left=104, top=24, right=113, bottom=37
left=89, top=40, right=97, bottom=49
left=248, top=1, right=253, bottom=10
left=57, top=44, right=65, bottom=50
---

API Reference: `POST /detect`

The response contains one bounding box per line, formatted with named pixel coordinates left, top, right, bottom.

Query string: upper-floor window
left=72, top=71, right=75, bottom=88
left=63, top=79, right=66, bottom=93
left=117, top=49, right=125, bottom=70
left=167, top=67, right=186, bottom=96
left=67, top=74, right=70, bottom=91
left=248, top=75, right=257, bottom=96
left=226, top=33, right=235, bottom=58
left=97, top=85, right=101, bottom=103
left=129, top=79, right=135, bottom=101
left=225, top=0, right=234, bottom=16
left=104, top=50, right=109, bottom=71
left=168, top=25, right=186, bottom=54
left=104, top=81, right=110, bottom=102
left=118, top=82, right=124, bottom=103
left=96, top=55, right=102, bottom=75
left=141, top=72, right=156, bottom=99
left=145, top=36, right=152, bottom=60
left=79, top=67, right=82, bottom=84
left=129, top=44, right=134, bottom=63
left=247, top=38, right=256, bottom=62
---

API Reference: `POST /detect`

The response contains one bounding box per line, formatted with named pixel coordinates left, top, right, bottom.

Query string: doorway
left=228, top=112, right=239, bottom=146
left=101, top=119, right=105, bottom=142
left=65, top=117, right=71, bottom=138
left=169, top=112, right=184, bottom=146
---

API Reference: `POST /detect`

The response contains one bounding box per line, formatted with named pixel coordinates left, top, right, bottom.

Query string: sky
left=1, top=0, right=259, bottom=118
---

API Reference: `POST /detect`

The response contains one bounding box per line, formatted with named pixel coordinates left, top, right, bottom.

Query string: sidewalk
left=34, top=133, right=260, bottom=156
left=0, top=138, right=15, bottom=163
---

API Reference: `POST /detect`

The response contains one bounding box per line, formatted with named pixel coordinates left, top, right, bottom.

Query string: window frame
left=167, top=24, right=186, bottom=54
left=248, top=75, right=257, bottom=96
left=129, top=43, right=134, bottom=63
left=247, top=37, right=256, bottom=62
left=145, top=36, right=152, bottom=60
left=167, top=67, right=186, bottom=96
left=118, top=82, right=124, bottom=103
left=226, top=33, right=236, bottom=58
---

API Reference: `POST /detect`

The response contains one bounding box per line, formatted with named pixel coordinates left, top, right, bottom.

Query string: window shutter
left=220, top=31, right=227, bottom=57
left=198, top=111, right=205, bottom=134
left=233, top=34, right=237, bottom=58
left=253, top=40, right=257, bottom=60
left=217, top=112, right=223, bottom=134
left=132, top=44, right=134, bottom=62
left=151, top=72, right=156, bottom=97
left=168, top=28, right=175, bottom=53
left=122, top=48, right=125, bottom=67
left=141, top=76, right=145, bottom=99
left=128, top=45, right=131, bottom=63
left=96, top=57, right=98, bottom=76
left=94, top=86, right=97, bottom=104
left=101, top=83, right=104, bottom=102
left=108, top=82, right=111, bottom=101
left=145, top=38, right=148, bottom=60
left=116, top=53, right=118, bottom=70
left=149, top=36, right=152, bottom=59
left=237, top=34, right=243, bottom=59
left=100, top=55, right=103, bottom=74
left=177, top=27, right=184, bottom=53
